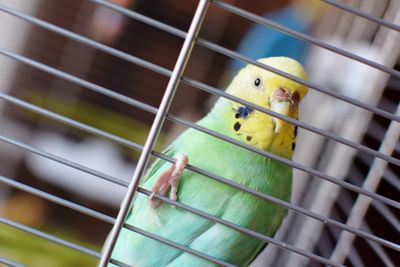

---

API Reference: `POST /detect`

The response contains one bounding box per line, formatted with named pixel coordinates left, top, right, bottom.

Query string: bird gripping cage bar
left=98, top=0, right=211, bottom=265
left=0, top=2, right=399, bottom=169
left=0, top=0, right=399, bottom=267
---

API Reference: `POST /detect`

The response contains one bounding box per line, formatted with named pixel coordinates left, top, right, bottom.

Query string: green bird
left=108, top=57, right=308, bottom=267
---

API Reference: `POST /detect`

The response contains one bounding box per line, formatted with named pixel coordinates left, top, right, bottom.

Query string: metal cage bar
left=0, top=256, right=25, bottom=267
left=0, top=0, right=399, bottom=266
left=334, top=186, right=396, bottom=267
left=321, top=0, right=400, bottom=31
left=211, top=0, right=400, bottom=79
left=0, top=216, right=101, bottom=258
left=0, top=43, right=397, bottom=254
left=89, top=0, right=400, bottom=124
left=135, top=188, right=345, bottom=267
left=0, top=141, right=330, bottom=267
left=98, top=0, right=211, bottom=265
left=1, top=2, right=400, bottom=129
left=0, top=120, right=385, bottom=267
left=0, top=175, right=233, bottom=267
left=122, top=224, right=236, bottom=267
left=0, top=110, right=397, bottom=252
left=330, top=103, right=400, bottom=263
left=0, top=2, right=398, bottom=178
left=0, top=47, right=398, bottom=211
left=3, top=86, right=400, bottom=248
left=1, top=42, right=399, bottom=169
left=91, top=0, right=400, bottom=167
left=0, top=35, right=397, bottom=208
left=0, top=96, right=397, bottom=265
left=0, top=175, right=115, bottom=224
left=3, top=94, right=396, bottom=266
left=0, top=48, right=396, bottom=266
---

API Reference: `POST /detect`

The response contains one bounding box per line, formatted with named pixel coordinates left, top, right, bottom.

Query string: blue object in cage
left=229, top=5, right=312, bottom=74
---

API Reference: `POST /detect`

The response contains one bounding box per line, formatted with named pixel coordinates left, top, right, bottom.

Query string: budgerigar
left=108, top=57, right=308, bottom=267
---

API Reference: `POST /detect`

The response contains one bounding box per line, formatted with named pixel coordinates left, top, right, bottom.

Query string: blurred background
left=0, top=0, right=399, bottom=266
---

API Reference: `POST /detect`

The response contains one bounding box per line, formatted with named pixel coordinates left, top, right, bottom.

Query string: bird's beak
left=270, top=101, right=291, bottom=133
left=270, top=88, right=299, bottom=133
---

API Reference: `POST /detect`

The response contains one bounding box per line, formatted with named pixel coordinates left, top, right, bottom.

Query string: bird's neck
left=201, top=98, right=295, bottom=159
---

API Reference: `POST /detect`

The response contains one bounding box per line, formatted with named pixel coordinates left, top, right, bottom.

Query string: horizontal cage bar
left=0, top=173, right=233, bottom=266
left=0, top=131, right=397, bottom=252
left=122, top=223, right=236, bottom=267
left=1, top=2, right=400, bottom=141
left=135, top=188, right=345, bottom=267
left=90, top=0, right=400, bottom=123
left=0, top=144, right=390, bottom=266
left=0, top=216, right=101, bottom=258
left=1, top=45, right=399, bottom=169
left=0, top=257, right=25, bottom=267
left=0, top=175, right=115, bottom=224
left=1, top=87, right=399, bottom=210
left=211, top=0, right=400, bottom=79
left=0, top=50, right=398, bottom=209
left=1, top=1, right=399, bottom=266
left=321, top=0, right=400, bottom=32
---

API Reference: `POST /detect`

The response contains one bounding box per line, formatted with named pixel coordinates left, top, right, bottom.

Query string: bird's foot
left=149, top=154, right=188, bottom=208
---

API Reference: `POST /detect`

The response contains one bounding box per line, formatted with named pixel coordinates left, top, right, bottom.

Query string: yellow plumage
left=226, top=57, right=308, bottom=159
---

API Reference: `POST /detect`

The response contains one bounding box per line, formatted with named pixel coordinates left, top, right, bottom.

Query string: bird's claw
left=149, top=154, right=188, bottom=208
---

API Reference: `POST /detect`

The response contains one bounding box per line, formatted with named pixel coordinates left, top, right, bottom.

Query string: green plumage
left=110, top=99, right=292, bottom=267
left=108, top=57, right=308, bottom=267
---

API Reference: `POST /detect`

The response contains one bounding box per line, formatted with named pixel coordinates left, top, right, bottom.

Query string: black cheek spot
left=292, top=142, right=296, bottom=151
left=246, top=136, right=252, bottom=141
left=233, top=122, right=241, bottom=131
left=235, top=112, right=240, bottom=119
left=294, top=126, right=298, bottom=137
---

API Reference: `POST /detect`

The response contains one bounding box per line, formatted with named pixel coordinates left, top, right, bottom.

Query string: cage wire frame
left=0, top=0, right=399, bottom=266
left=285, top=1, right=399, bottom=266
left=270, top=0, right=400, bottom=266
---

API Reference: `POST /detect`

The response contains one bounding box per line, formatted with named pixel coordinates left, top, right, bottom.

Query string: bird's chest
left=189, top=141, right=277, bottom=191
left=177, top=129, right=292, bottom=216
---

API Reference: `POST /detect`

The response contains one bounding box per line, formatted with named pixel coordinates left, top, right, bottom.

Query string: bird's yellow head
left=225, top=57, right=308, bottom=159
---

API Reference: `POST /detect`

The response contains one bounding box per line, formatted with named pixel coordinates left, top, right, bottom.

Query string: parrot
left=108, top=57, right=308, bottom=267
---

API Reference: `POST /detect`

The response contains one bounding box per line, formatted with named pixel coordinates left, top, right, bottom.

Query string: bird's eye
left=253, top=78, right=262, bottom=89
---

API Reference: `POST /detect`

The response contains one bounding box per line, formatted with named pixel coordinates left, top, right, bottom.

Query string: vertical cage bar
left=330, top=103, right=400, bottom=263
left=98, top=0, right=210, bottom=266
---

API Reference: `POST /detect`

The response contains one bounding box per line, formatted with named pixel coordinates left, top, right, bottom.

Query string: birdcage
left=0, top=0, right=399, bottom=267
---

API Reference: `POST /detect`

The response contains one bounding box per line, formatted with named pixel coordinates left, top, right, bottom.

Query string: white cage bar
left=0, top=0, right=399, bottom=267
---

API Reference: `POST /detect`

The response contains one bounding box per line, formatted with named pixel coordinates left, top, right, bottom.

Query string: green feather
left=109, top=57, right=308, bottom=266
left=110, top=99, right=292, bottom=267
